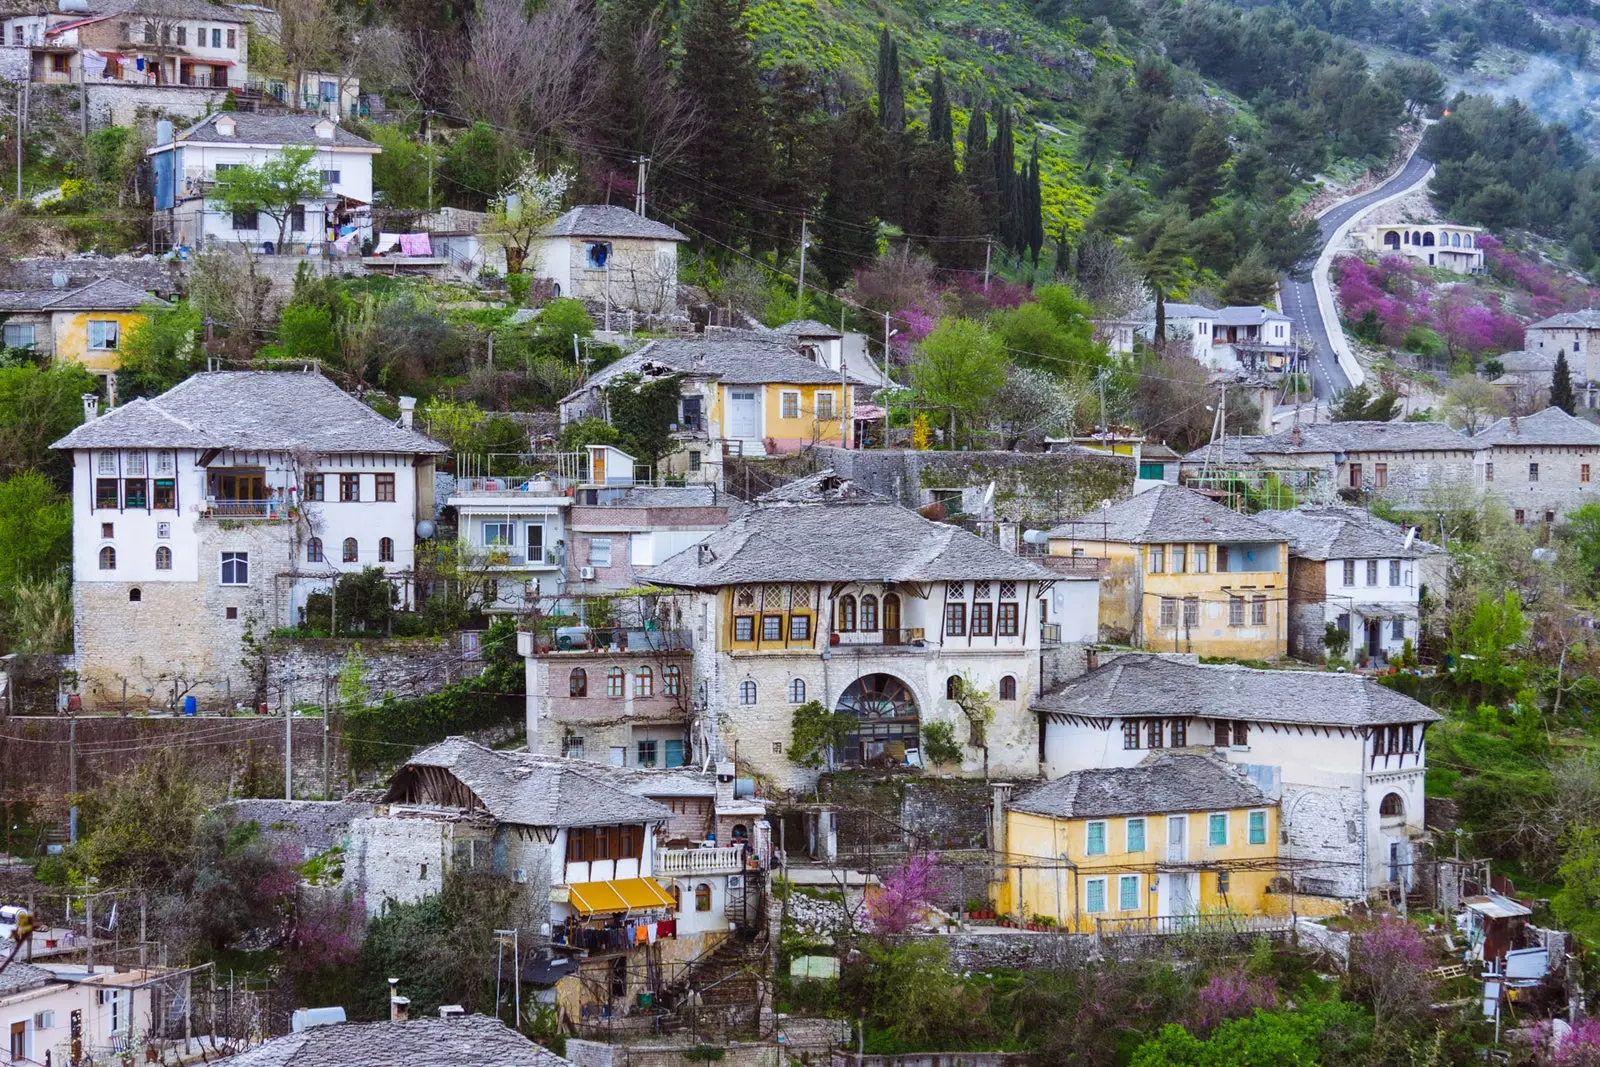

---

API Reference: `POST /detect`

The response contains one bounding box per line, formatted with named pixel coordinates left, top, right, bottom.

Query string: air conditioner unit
left=727, top=875, right=745, bottom=889
left=579, top=566, right=595, bottom=580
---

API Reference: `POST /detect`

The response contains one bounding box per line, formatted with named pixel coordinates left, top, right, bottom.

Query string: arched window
left=569, top=668, right=587, bottom=697
left=999, top=675, right=1017, bottom=700
left=882, top=593, right=900, bottom=633
left=739, top=680, right=757, bottom=705
left=946, top=675, right=963, bottom=699
left=342, top=537, right=358, bottom=562
left=1422, top=231, right=1435, bottom=247
left=732, top=824, right=749, bottom=842
left=837, top=673, right=919, bottom=765
left=607, top=666, right=625, bottom=697
left=98, top=545, right=116, bottom=570
left=663, top=665, right=681, bottom=697
left=379, top=536, right=394, bottom=562
left=1465, top=233, right=1474, bottom=248
left=306, top=537, right=323, bottom=563
left=837, top=594, right=857, bottom=631
left=669, top=884, right=682, bottom=911
left=1450, top=232, right=1462, bottom=247
left=155, top=546, right=172, bottom=570
left=695, top=883, right=712, bottom=911
left=788, top=678, right=806, bottom=703
left=860, top=594, right=878, bottom=631
left=635, top=666, right=654, bottom=698
left=128, top=587, right=141, bottom=602
left=1412, top=230, right=1422, bottom=245
left=1379, top=792, right=1405, bottom=818
left=1384, top=230, right=1400, bottom=249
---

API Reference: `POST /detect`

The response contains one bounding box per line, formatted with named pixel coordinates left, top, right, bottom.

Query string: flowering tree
left=866, top=853, right=938, bottom=935
left=484, top=165, right=573, bottom=275
left=1544, top=1017, right=1600, bottom=1066
left=1346, top=916, right=1436, bottom=1038
left=1189, top=966, right=1278, bottom=1034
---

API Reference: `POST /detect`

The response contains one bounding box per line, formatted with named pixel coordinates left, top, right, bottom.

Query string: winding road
left=1279, top=149, right=1436, bottom=399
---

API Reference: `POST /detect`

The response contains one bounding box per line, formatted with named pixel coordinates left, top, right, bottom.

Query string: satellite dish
left=415, top=519, right=436, bottom=540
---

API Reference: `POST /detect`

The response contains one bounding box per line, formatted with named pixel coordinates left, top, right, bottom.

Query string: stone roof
left=1213, top=305, right=1290, bottom=325
left=1032, top=654, right=1443, bottom=727
left=53, top=371, right=448, bottom=454
left=568, top=337, right=865, bottom=397
left=1492, top=350, right=1558, bottom=374
left=648, top=495, right=1058, bottom=587
left=1473, top=407, right=1600, bottom=447
left=543, top=206, right=686, bottom=242
left=0, top=962, right=53, bottom=995
left=69, top=0, right=246, bottom=21
left=172, top=113, right=377, bottom=150
left=0, top=276, right=155, bottom=312
left=770, top=319, right=843, bottom=338
left=757, top=469, right=884, bottom=504
left=1010, top=753, right=1268, bottom=819
left=1528, top=310, right=1600, bottom=331
left=1253, top=504, right=1442, bottom=561
left=220, top=1016, right=574, bottom=1067
left=1047, top=483, right=1284, bottom=544
left=389, top=738, right=674, bottom=828
left=1180, top=420, right=1478, bottom=462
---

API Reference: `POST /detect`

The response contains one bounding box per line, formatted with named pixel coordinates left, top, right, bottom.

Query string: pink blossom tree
left=1189, top=966, right=1278, bottom=1034
left=866, top=853, right=938, bottom=935
left=1544, top=1017, right=1600, bottom=1066
left=1346, top=916, right=1436, bottom=1038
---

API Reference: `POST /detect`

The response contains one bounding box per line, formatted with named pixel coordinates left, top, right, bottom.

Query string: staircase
left=657, top=929, right=770, bottom=1034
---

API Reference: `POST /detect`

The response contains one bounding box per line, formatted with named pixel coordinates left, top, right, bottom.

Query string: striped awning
left=564, top=877, right=675, bottom=916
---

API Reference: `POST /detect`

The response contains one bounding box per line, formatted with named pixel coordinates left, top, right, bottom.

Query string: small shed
left=1462, top=893, right=1532, bottom=963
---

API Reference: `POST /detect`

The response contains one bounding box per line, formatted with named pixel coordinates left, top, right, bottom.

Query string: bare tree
left=452, top=0, right=598, bottom=150
left=272, top=0, right=351, bottom=111
left=605, top=8, right=704, bottom=172
left=356, top=25, right=438, bottom=121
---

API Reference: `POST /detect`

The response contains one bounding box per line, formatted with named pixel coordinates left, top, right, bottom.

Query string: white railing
left=1096, top=914, right=1292, bottom=939
left=656, top=846, right=744, bottom=876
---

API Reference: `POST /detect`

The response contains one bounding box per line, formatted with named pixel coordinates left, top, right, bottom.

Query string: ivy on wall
left=606, top=371, right=684, bottom=464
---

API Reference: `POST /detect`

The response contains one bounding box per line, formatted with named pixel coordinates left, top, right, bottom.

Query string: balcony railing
left=1095, top=914, right=1291, bottom=939
left=484, top=550, right=560, bottom=569
left=655, top=846, right=744, bottom=877
left=203, top=498, right=290, bottom=519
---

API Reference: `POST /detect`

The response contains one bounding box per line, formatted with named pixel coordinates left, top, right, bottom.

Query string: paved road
left=1280, top=150, right=1435, bottom=399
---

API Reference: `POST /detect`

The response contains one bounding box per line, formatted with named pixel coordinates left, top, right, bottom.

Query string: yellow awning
left=565, top=877, right=676, bottom=916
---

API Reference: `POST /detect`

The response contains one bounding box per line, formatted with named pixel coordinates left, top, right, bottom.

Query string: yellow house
left=558, top=336, right=869, bottom=485
left=0, top=276, right=156, bottom=383
left=1046, top=482, right=1289, bottom=658
left=997, top=753, right=1281, bottom=932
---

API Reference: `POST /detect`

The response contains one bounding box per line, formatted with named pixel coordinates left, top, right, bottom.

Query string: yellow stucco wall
left=721, top=584, right=820, bottom=653
left=1048, top=537, right=1288, bottom=658
left=52, top=309, right=148, bottom=374
left=757, top=383, right=849, bottom=446
left=997, top=806, right=1280, bottom=932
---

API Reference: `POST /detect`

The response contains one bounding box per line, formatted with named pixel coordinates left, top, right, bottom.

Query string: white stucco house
left=1034, top=655, right=1441, bottom=899
left=52, top=371, right=445, bottom=711
left=1349, top=223, right=1485, bottom=274
left=532, top=206, right=686, bottom=317
left=1124, top=302, right=1296, bottom=374
left=147, top=112, right=379, bottom=253
left=1254, top=503, right=1444, bottom=665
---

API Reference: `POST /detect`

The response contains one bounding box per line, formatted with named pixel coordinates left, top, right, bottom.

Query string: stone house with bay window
left=1034, top=655, right=1441, bottom=899
left=642, top=472, right=1100, bottom=789
left=52, top=371, right=445, bottom=711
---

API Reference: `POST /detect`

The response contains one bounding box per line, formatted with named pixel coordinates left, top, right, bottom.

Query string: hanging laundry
left=374, top=232, right=401, bottom=255
left=398, top=232, right=432, bottom=256
left=81, top=50, right=107, bottom=78
left=646, top=923, right=658, bottom=944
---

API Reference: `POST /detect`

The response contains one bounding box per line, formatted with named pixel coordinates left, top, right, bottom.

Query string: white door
left=729, top=390, right=759, bottom=439
left=1166, top=814, right=1187, bottom=863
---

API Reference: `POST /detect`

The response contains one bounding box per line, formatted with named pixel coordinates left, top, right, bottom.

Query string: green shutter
left=1209, top=813, right=1227, bottom=846
left=1126, top=818, right=1145, bottom=853
left=1248, top=810, right=1266, bottom=845
left=1087, top=822, right=1106, bottom=855
left=1086, top=879, right=1106, bottom=913
left=1119, top=875, right=1139, bottom=911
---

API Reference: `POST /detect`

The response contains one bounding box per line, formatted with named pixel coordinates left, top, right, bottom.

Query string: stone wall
left=922, top=930, right=1092, bottom=972
left=0, top=47, right=32, bottom=84
left=0, top=715, right=331, bottom=808
left=85, top=83, right=225, bottom=131
left=75, top=519, right=293, bottom=712
left=220, top=798, right=375, bottom=858
left=1282, top=783, right=1364, bottom=898
left=1485, top=443, right=1600, bottom=521
left=0, top=255, right=186, bottom=297
left=264, top=635, right=483, bottom=708
left=565, top=1020, right=846, bottom=1067
left=346, top=815, right=451, bottom=915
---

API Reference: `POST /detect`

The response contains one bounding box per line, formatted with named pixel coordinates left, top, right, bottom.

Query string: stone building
left=532, top=205, right=687, bottom=316
left=1526, top=310, right=1600, bottom=387
left=641, top=471, right=1100, bottom=790
left=1472, top=407, right=1600, bottom=523
left=1254, top=504, right=1445, bottom=664
left=1047, top=483, right=1290, bottom=659
left=1034, top=655, right=1441, bottom=900
left=52, top=371, right=446, bottom=711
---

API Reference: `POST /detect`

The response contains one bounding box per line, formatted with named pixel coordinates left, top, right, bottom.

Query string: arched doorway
left=836, top=673, right=919, bottom=765
left=1384, top=231, right=1400, bottom=249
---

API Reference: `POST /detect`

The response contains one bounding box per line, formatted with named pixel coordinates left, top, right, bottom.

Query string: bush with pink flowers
left=1335, top=255, right=1522, bottom=359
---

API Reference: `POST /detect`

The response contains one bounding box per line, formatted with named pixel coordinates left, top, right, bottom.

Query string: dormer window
left=314, top=119, right=335, bottom=140
left=215, top=116, right=236, bottom=137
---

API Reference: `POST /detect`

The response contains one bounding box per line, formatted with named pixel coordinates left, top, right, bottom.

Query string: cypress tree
left=1553, top=349, right=1578, bottom=414
left=815, top=103, right=885, bottom=290
left=1026, top=140, right=1044, bottom=268
left=963, top=108, right=999, bottom=238
left=876, top=28, right=905, bottom=134
left=1053, top=223, right=1073, bottom=279
left=1183, top=121, right=1232, bottom=218
left=677, top=0, right=772, bottom=246
left=991, top=107, right=1017, bottom=254
left=928, top=68, right=952, bottom=150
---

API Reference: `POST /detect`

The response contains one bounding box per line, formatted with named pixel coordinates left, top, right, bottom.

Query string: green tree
left=677, top=0, right=772, bottom=247
left=0, top=471, right=71, bottom=593
left=76, top=753, right=206, bottom=889
left=1330, top=383, right=1402, bottom=422
left=1565, top=503, right=1600, bottom=582
left=116, top=299, right=202, bottom=401
left=1184, top=122, right=1232, bottom=217
left=814, top=103, right=885, bottom=291
left=927, top=68, right=953, bottom=150
left=277, top=302, right=340, bottom=363
left=1218, top=248, right=1279, bottom=307
left=910, top=318, right=1008, bottom=446
left=1131, top=1000, right=1372, bottom=1066
left=1137, top=212, right=1194, bottom=350
left=0, top=362, right=99, bottom=486
left=210, top=144, right=323, bottom=254
left=438, top=122, right=525, bottom=211
left=963, top=109, right=999, bottom=236
left=1553, top=822, right=1600, bottom=937
left=605, top=372, right=684, bottom=462
left=367, top=125, right=438, bottom=210
left=875, top=28, right=905, bottom=133
left=1553, top=348, right=1578, bottom=414
left=1452, top=590, right=1528, bottom=703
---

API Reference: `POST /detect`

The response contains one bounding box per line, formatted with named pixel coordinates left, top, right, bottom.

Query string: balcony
left=202, top=498, right=291, bottom=520
left=484, top=549, right=561, bottom=570
left=520, top=627, right=694, bottom=655
left=656, top=846, right=745, bottom=877
left=834, top=627, right=928, bottom=650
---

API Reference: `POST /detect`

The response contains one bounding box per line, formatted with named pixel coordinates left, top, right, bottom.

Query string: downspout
left=1359, top=727, right=1370, bottom=897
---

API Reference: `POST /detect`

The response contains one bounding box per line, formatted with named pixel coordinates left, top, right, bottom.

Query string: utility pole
left=1097, top=368, right=1107, bottom=437
left=284, top=675, right=293, bottom=801
left=796, top=217, right=808, bottom=318
left=78, top=46, right=87, bottom=139
left=983, top=237, right=992, bottom=294
left=85, top=895, right=93, bottom=972
left=322, top=678, right=331, bottom=800
left=14, top=84, right=21, bottom=202
left=634, top=156, right=649, bottom=216
left=425, top=110, right=434, bottom=214
left=67, top=716, right=77, bottom=844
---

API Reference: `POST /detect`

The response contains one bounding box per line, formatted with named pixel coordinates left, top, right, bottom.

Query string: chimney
left=1509, top=414, right=1519, bottom=434
left=439, top=1005, right=465, bottom=1020
left=398, top=396, right=417, bottom=430
left=82, top=393, right=100, bottom=421
left=387, top=978, right=409, bottom=1023
left=1289, top=424, right=1302, bottom=447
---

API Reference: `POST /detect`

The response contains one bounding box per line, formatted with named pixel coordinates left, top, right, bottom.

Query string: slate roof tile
left=1047, top=483, right=1284, bottom=544
left=1011, top=753, right=1268, bottom=819
left=220, top=1015, right=575, bottom=1066
left=1253, top=504, right=1442, bottom=560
